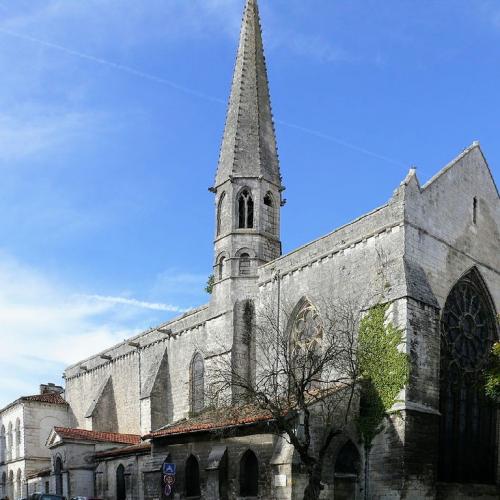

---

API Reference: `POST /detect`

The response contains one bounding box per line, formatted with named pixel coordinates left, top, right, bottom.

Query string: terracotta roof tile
left=22, top=393, right=68, bottom=405
left=94, top=442, right=151, bottom=459
left=54, top=427, right=141, bottom=445
left=145, top=406, right=273, bottom=439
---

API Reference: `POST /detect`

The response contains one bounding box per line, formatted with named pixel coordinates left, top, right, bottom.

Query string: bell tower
left=211, top=0, right=284, bottom=300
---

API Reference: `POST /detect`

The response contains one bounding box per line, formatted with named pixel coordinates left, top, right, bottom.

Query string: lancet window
left=263, top=192, right=276, bottom=234
left=190, top=353, right=205, bottom=415
left=238, top=189, right=254, bottom=229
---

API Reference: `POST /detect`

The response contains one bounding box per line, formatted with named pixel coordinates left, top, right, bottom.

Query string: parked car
left=29, top=494, right=66, bottom=500
left=70, top=498, right=102, bottom=500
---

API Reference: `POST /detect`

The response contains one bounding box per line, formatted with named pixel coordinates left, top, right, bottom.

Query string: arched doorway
left=239, top=450, right=259, bottom=497
left=218, top=449, right=228, bottom=500
left=185, top=455, right=201, bottom=497
left=116, top=464, right=126, bottom=500
left=334, top=441, right=361, bottom=500
left=55, top=456, right=63, bottom=495
left=438, top=269, right=498, bottom=483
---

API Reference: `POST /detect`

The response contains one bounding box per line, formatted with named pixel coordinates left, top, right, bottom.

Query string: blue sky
left=0, top=0, right=499, bottom=407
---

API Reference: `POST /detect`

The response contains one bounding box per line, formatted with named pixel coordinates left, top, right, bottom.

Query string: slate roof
left=145, top=406, right=273, bottom=439
left=54, top=427, right=141, bottom=445
left=215, top=0, right=281, bottom=187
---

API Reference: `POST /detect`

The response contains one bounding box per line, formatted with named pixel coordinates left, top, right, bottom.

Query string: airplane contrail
left=0, top=27, right=406, bottom=167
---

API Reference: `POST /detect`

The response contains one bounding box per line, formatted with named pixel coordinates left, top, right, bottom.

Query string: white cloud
left=0, top=107, right=103, bottom=162
left=85, top=294, right=190, bottom=313
left=0, top=0, right=242, bottom=47
left=269, top=31, right=351, bottom=64
left=0, top=252, right=188, bottom=407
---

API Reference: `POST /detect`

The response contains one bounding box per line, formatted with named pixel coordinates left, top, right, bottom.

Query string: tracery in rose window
left=438, top=268, right=498, bottom=484
left=292, top=301, right=323, bottom=350
left=289, top=299, right=323, bottom=389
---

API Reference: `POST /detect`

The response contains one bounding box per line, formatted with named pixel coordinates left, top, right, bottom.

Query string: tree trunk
left=303, top=464, right=323, bottom=500
left=364, top=447, right=370, bottom=500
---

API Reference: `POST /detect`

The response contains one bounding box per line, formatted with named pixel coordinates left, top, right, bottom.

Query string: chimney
left=40, top=383, right=64, bottom=395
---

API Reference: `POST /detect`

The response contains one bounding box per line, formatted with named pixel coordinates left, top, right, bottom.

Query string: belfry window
left=238, top=190, right=254, bottom=229
left=218, top=256, right=225, bottom=280
left=191, top=353, right=205, bottom=415
left=438, top=269, right=497, bottom=484
left=217, top=192, right=226, bottom=236
left=473, top=196, right=478, bottom=224
left=263, top=192, right=276, bottom=234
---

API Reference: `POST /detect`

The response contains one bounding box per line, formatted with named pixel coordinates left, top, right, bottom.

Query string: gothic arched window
left=238, top=189, right=254, bottom=229
left=7, top=422, right=12, bottom=461
left=116, top=464, right=126, bottom=500
left=55, top=456, right=63, bottom=495
left=191, top=353, right=205, bottom=415
left=438, top=269, right=497, bottom=484
left=239, top=450, right=259, bottom=496
left=289, top=300, right=323, bottom=390
left=185, top=455, right=201, bottom=497
left=15, top=418, right=20, bottom=458
left=0, top=425, right=5, bottom=463
left=217, top=192, right=226, bottom=236
left=263, top=192, right=276, bottom=234
left=239, top=253, right=251, bottom=276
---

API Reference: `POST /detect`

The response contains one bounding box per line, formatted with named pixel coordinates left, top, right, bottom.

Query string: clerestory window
left=191, top=353, right=205, bottom=415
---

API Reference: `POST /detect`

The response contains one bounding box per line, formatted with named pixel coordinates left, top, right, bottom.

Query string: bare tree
left=207, top=295, right=365, bottom=500
left=205, top=251, right=408, bottom=500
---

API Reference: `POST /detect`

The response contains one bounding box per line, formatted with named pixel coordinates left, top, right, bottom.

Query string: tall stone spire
left=215, top=0, right=281, bottom=188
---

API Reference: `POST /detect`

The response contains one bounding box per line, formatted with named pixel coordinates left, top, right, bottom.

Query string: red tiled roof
left=145, top=406, right=273, bottom=439
left=22, top=393, right=68, bottom=405
left=54, top=427, right=141, bottom=445
left=94, top=442, right=151, bottom=459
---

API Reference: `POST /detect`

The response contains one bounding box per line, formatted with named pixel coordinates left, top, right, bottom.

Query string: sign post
left=162, top=463, right=176, bottom=498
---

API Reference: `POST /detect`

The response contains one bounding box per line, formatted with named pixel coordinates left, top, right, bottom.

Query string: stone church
left=36, top=0, right=499, bottom=498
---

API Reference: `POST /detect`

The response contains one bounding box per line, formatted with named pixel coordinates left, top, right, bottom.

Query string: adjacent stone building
left=0, top=383, right=69, bottom=499
left=27, top=0, right=499, bottom=498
